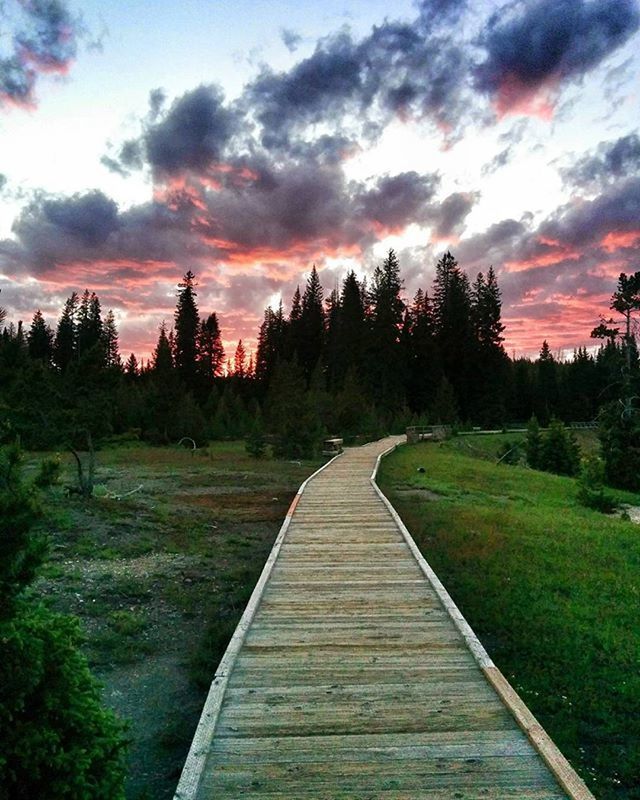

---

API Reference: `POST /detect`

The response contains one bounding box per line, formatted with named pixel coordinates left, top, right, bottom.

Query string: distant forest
left=0, top=250, right=636, bottom=455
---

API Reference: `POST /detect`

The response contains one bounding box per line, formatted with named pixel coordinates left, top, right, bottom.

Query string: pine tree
left=197, top=312, right=225, bottom=383
left=334, top=271, right=366, bottom=388
left=299, top=266, right=325, bottom=379
left=174, top=271, right=200, bottom=389
left=285, top=286, right=303, bottom=361
left=405, top=288, right=440, bottom=413
left=472, top=267, right=508, bottom=426
left=367, top=249, right=405, bottom=409
left=27, top=310, right=53, bottom=363
left=53, top=292, right=78, bottom=371
left=535, top=340, right=558, bottom=424
left=234, top=339, right=247, bottom=378
left=102, top=310, right=120, bottom=369
left=432, top=251, right=474, bottom=418
left=76, top=290, right=103, bottom=359
left=152, top=322, right=174, bottom=377
left=124, top=353, right=139, bottom=379
left=255, top=303, right=287, bottom=385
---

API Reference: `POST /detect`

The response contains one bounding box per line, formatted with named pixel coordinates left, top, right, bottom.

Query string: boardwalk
left=176, top=437, right=593, bottom=800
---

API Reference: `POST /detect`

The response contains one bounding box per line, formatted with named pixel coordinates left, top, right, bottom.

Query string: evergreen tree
left=367, top=249, right=405, bottom=409
left=125, top=352, right=139, bottom=379
left=405, top=288, right=439, bottom=413
left=539, top=418, right=581, bottom=476
left=266, top=360, right=323, bottom=458
left=53, top=292, right=78, bottom=371
left=76, top=290, right=104, bottom=360
left=535, top=340, right=558, bottom=424
left=27, top=310, right=53, bottom=363
left=298, top=266, right=325, bottom=379
left=197, top=312, right=225, bottom=383
left=432, top=251, right=474, bottom=418
left=152, top=322, right=174, bottom=377
left=234, top=339, right=247, bottom=378
left=472, top=267, right=508, bottom=426
left=255, top=303, right=287, bottom=385
left=430, top=376, right=458, bottom=424
left=174, top=271, right=200, bottom=389
left=333, top=271, right=366, bottom=389
left=285, top=286, right=303, bottom=361
left=102, top=310, right=120, bottom=369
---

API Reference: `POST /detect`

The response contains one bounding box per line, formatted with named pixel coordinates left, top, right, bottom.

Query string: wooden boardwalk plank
left=175, top=437, right=593, bottom=800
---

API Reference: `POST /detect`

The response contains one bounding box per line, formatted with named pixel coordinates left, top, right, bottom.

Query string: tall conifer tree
left=299, top=266, right=325, bottom=379
left=174, top=271, right=200, bottom=389
left=27, top=310, right=53, bottom=363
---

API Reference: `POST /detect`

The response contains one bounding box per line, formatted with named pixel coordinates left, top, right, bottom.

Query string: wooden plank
left=175, top=437, right=589, bottom=800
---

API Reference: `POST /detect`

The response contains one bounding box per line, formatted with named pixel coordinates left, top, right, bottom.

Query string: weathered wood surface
left=177, top=437, right=589, bottom=800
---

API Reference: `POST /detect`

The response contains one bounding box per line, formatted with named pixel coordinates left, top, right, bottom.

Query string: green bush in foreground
left=0, top=445, right=127, bottom=800
left=577, top=454, right=616, bottom=512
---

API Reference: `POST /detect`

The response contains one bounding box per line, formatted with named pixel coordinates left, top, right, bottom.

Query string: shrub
left=540, top=418, right=581, bottom=476
left=577, top=455, right=616, bottom=512
left=497, top=439, right=524, bottom=465
left=599, top=400, right=640, bottom=491
left=0, top=444, right=127, bottom=799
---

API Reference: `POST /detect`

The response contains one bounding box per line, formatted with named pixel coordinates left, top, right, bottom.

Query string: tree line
left=0, top=251, right=638, bottom=456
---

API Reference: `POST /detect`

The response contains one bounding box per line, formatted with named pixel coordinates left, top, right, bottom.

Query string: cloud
left=357, top=172, right=440, bottom=231
left=432, top=191, right=478, bottom=237
left=417, top=0, right=469, bottom=27
left=280, top=28, right=302, bottom=53
left=481, top=146, right=512, bottom=175
left=562, top=133, right=640, bottom=187
left=475, top=0, right=640, bottom=116
left=144, top=84, right=240, bottom=176
left=0, top=174, right=6, bottom=193
left=541, top=176, right=640, bottom=246
left=0, top=0, right=83, bottom=108
left=245, top=21, right=470, bottom=150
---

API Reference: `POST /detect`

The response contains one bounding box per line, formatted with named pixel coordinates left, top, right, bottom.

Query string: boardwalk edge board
left=173, top=452, right=344, bottom=800
left=371, top=442, right=596, bottom=800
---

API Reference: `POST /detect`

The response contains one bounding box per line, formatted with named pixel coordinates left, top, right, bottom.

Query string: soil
left=32, top=445, right=318, bottom=800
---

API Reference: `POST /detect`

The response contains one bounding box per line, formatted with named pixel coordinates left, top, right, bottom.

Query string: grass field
left=379, top=434, right=640, bottom=800
left=29, top=441, right=322, bottom=800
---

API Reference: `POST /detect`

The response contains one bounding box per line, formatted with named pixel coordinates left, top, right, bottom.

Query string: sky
left=1, top=0, right=639, bottom=361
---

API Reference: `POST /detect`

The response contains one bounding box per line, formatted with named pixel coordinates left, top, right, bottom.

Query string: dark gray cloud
left=357, top=172, right=440, bottom=230
left=148, top=87, right=167, bottom=120
left=0, top=174, right=6, bottom=193
left=1, top=189, right=213, bottom=274
left=456, top=217, right=528, bottom=265
left=37, top=190, right=120, bottom=246
left=0, top=0, right=83, bottom=107
left=280, top=28, right=302, bottom=53
left=562, top=133, right=640, bottom=187
left=144, top=84, right=239, bottom=175
left=246, top=21, right=469, bottom=151
left=101, top=138, right=144, bottom=176
left=541, top=175, right=640, bottom=245
left=432, top=191, right=478, bottom=236
left=475, top=0, right=640, bottom=110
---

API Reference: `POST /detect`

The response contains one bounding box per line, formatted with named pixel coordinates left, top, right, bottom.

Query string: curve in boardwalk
left=175, top=436, right=594, bottom=800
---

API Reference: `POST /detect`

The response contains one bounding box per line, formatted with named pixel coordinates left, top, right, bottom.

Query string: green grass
left=379, top=436, right=640, bottom=800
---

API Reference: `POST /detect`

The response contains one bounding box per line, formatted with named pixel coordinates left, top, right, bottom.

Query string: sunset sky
left=1, top=0, right=639, bottom=360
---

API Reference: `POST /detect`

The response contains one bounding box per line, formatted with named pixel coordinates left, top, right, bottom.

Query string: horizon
left=1, top=0, right=639, bottom=361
